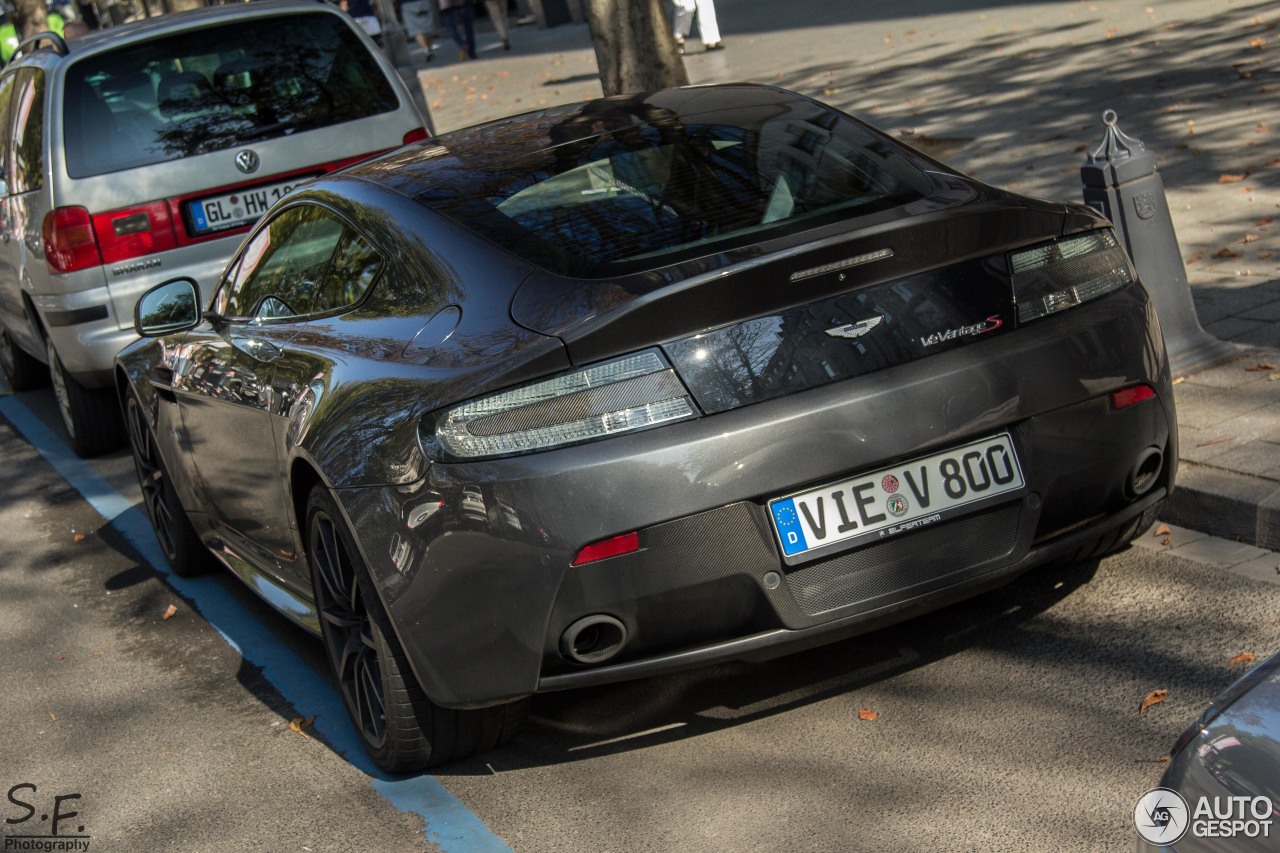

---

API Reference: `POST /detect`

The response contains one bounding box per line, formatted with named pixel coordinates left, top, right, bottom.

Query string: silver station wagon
left=0, top=0, right=427, bottom=455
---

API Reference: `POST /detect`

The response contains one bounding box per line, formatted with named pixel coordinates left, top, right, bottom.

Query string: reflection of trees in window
left=11, top=69, right=44, bottom=193
left=62, top=15, right=398, bottom=176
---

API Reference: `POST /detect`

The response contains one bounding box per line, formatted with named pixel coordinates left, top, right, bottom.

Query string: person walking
left=482, top=0, right=510, bottom=51
left=438, top=0, right=477, bottom=61
left=673, top=0, right=723, bottom=53
left=401, top=0, right=440, bottom=61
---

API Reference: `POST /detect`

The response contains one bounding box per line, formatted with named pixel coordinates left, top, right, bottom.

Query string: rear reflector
left=403, top=127, right=430, bottom=145
left=42, top=207, right=102, bottom=273
left=1111, top=384, right=1156, bottom=410
left=572, top=532, right=640, bottom=566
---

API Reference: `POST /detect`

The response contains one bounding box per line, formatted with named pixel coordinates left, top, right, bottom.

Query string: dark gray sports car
left=116, top=83, right=1177, bottom=771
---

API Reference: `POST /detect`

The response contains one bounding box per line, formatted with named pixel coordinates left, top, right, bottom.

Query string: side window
left=10, top=68, right=44, bottom=194
left=0, top=72, right=17, bottom=194
left=219, top=204, right=380, bottom=321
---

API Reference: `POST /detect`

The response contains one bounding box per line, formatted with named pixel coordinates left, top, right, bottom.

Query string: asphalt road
left=3, top=380, right=1279, bottom=852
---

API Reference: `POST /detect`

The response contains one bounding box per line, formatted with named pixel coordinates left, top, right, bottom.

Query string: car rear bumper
left=336, top=286, right=1176, bottom=708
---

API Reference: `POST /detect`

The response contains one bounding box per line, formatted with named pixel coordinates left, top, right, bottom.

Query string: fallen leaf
left=1269, top=374, right=1280, bottom=381
left=1162, top=537, right=1172, bottom=546
left=49, top=712, right=57, bottom=721
left=1260, top=252, right=1274, bottom=260
left=1250, top=37, right=1266, bottom=48
left=857, top=708, right=879, bottom=721
left=73, top=534, right=85, bottom=543
left=1229, top=652, right=1257, bottom=667
left=162, top=604, right=178, bottom=621
left=1140, top=689, right=1169, bottom=716
left=1239, top=234, right=1260, bottom=243
left=1257, top=218, right=1275, bottom=227
left=1213, top=247, right=1240, bottom=259
left=1246, top=363, right=1276, bottom=371
left=1154, top=524, right=1171, bottom=536
left=1134, top=756, right=1171, bottom=763
left=1219, top=172, right=1250, bottom=183
left=289, top=715, right=316, bottom=738
left=1171, top=376, right=1186, bottom=385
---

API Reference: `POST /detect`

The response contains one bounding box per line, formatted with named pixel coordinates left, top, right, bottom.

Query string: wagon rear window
left=63, top=12, right=399, bottom=178
left=417, top=97, right=930, bottom=276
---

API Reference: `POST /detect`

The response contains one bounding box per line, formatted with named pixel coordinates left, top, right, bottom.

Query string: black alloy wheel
left=125, top=393, right=211, bottom=577
left=305, top=486, right=529, bottom=772
left=310, top=502, right=390, bottom=752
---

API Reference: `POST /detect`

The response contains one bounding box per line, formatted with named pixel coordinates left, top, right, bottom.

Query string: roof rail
left=12, top=31, right=70, bottom=62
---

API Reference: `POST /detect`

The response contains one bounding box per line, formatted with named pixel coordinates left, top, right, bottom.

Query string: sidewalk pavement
left=408, top=0, right=1279, bottom=547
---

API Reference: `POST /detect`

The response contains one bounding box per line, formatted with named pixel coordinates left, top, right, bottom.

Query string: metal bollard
left=1080, top=110, right=1235, bottom=377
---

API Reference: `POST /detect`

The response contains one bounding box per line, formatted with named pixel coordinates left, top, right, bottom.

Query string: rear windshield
left=416, top=98, right=932, bottom=276
left=63, top=12, right=399, bottom=178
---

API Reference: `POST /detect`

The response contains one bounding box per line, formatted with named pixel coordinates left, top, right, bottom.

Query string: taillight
left=44, top=202, right=180, bottom=273
left=42, top=206, right=102, bottom=273
left=426, top=349, right=699, bottom=461
left=1009, top=230, right=1135, bottom=323
left=92, top=201, right=178, bottom=265
left=403, top=127, right=430, bottom=145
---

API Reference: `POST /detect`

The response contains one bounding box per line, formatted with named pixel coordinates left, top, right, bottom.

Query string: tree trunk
left=12, top=0, right=48, bottom=40
left=582, top=0, right=688, bottom=97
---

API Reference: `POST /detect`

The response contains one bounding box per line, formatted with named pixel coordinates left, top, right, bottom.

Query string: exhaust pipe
left=1129, top=446, right=1164, bottom=497
left=560, top=615, right=628, bottom=665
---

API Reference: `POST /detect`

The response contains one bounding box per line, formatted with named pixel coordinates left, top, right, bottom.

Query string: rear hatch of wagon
left=49, top=3, right=427, bottom=326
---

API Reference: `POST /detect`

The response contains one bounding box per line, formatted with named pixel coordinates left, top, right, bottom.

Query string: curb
left=1163, top=461, right=1280, bottom=552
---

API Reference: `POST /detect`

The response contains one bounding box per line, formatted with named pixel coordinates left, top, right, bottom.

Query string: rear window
left=416, top=98, right=931, bottom=276
left=62, top=12, right=399, bottom=178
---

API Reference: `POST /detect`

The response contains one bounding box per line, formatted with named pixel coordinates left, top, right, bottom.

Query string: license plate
left=188, top=179, right=300, bottom=235
left=769, top=433, right=1025, bottom=561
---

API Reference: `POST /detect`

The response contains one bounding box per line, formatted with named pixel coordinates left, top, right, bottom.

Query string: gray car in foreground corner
left=1136, top=653, right=1280, bottom=851
left=116, top=83, right=1177, bottom=771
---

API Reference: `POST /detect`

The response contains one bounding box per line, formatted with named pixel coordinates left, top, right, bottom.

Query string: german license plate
left=188, top=179, right=300, bottom=235
left=769, top=433, right=1025, bottom=560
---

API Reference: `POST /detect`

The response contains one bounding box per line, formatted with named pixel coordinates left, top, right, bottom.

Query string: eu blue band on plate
left=770, top=498, right=808, bottom=556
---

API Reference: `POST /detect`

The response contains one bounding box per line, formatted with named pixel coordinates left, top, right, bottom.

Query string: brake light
left=572, top=532, right=640, bottom=566
left=403, top=127, right=430, bottom=145
left=92, top=201, right=178, bottom=265
left=42, top=207, right=103, bottom=273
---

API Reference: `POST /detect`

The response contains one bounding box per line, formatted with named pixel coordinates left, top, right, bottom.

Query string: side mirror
left=134, top=278, right=202, bottom=337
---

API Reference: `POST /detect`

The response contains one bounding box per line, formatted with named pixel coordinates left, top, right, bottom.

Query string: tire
left=125, top=393, right=214, bottom=578
left=0, top=326, right=48, bottom=391
left=306, top=486, right=528, bottom=772
left=47, top=337, right=125, bottom=457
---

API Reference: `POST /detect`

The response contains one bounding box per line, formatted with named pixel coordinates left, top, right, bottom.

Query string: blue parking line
left=0, top=394, right=512, bottom=853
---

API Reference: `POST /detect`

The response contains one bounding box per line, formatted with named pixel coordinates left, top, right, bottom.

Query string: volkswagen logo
left=234, top=150, right=260, bottom=174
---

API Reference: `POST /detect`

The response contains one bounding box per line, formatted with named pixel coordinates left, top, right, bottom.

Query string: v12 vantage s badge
left=919, top=314, right=1004, bottom=348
